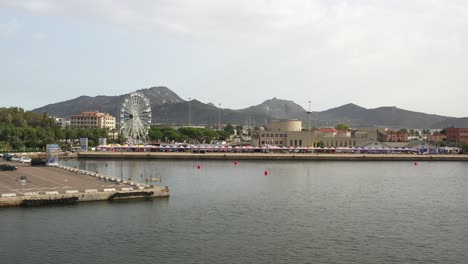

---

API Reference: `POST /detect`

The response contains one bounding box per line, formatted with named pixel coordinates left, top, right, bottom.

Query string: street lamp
left=218, top=103, right=222, bottom=130
left=188, top=97, right=192, bottom=126
left=307, top=100, right=311, bottom=147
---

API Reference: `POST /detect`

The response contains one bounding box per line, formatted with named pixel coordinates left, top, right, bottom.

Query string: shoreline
left=78, top=152, right=468, bottom=161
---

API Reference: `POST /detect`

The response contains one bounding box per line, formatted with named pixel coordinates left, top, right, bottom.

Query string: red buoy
left=414, top=162, right=418, bottom=166
left=264, top=170, right=269, bottom=176
left=197, top=164, right=201, bottom=170
left=234, top=161, right=238, bottom=165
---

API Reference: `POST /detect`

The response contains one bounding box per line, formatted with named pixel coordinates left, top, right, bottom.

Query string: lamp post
left=218, top=103, right=222, bottom=130
left=188, top=97, right=192, bottom=126
left=307, top=100, right=311, bottom=148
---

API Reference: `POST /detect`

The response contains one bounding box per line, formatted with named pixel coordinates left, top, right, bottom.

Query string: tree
left=179, top=127, right=204, bottom=142
left=461, top=142, right=468, bottom=152
left=316, top=141, right=325, bottom=148
left=235, top=125, right=243, bottom=135
left=10, top=137, right=24, bottom=150
left=224, top=124, right=235, bottom=135
left=335, top=123, right=349, bottom=131
left=216, top=130, right=230, bottom=140
left=0, top=141, right=11, bottom=151
left=148, top=128, right=163, bottom=142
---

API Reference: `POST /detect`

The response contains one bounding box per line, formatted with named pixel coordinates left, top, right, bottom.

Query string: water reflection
left=2, top=160, right=467, bottom=264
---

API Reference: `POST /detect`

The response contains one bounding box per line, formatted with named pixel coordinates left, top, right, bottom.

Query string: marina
left=0, top=163, right=169, bottom=207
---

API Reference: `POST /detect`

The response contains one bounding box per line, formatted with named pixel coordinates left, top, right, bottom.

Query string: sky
left=1, top=0, right=468, bottom=117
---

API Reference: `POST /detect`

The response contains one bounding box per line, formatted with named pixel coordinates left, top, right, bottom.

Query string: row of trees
left=148, top=126, right=233, bottom=144
left=0, top=107, right=112, bottom=151
left=0, top=124, right=238, bottom=151
left=0, top=125, right=109, bottom=151
left=0, top=107, right=242, bottom=151
left=0, top=107, right=55, bottom=128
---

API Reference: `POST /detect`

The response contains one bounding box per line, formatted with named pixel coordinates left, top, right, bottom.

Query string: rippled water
left=1, top=160, right=468, bottom=264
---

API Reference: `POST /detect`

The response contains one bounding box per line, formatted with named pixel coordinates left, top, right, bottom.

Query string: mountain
left=32, top=86, right=468, bottom=128
left=240, top=97, right=306, bottom=120
left=315, top=104, right=449, bottom=128
left=33, top=86, right=183, bottom=118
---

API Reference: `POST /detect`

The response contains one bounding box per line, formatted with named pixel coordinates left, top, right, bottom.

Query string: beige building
left=252, top=120, right=378, bottom=147
left=268, top=119, right=302, bottom=132
left=70, top=111, right=116, bottom=129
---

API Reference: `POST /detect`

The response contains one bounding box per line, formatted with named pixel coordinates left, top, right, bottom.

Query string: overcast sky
left=1, top=0, right=468, bottom=117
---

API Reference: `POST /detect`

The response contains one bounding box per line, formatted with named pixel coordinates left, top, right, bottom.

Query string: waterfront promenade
left=78, top=151, right=468, bottom=161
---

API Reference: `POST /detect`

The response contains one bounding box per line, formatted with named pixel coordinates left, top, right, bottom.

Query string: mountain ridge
left=32, top=86, right=468, bottom=128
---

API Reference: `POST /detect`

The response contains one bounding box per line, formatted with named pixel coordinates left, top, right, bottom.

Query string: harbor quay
left=78, top=151, right=468, bottom=161
left=0, top=164, right=169, bottom=207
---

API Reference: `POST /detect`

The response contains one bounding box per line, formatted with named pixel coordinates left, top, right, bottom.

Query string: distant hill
left=33, top=86, right=183, bottom=118
left=315, top=104, right=449, bottom=128
left=32, top=86, right=468, bottom=128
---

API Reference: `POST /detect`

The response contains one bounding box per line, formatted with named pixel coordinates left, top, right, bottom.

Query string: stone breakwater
left=0, top=164, right=169, bottom=207
left=78, top=152, right=468, bottom=161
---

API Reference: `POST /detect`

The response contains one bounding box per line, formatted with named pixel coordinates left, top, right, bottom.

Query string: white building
left=55, top=118, right=70, bottom=128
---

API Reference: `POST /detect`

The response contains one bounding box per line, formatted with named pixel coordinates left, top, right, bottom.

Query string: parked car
left=11, top=156, right=21, bottom=162
left=20, top=157, right=32, bottom=163
left=0, top=164, right=17, bottom=171
left=3, top=153, right=13, bottom=161
left=31, top=158, right=47, bottom=166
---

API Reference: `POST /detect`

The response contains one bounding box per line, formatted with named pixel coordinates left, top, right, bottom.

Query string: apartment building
left=446, top=127, right=468, bottom=143
left=70, top=111, right=116, bottom=129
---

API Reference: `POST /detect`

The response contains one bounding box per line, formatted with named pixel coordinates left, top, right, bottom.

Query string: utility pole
left=307, top=100, right=311, bottom=147
left=188, top=97, right=191, bottom=126
left=218, top=103, right=222, bottom=130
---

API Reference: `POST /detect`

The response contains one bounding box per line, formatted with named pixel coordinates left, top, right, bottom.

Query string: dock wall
left=0, top=165, right=169, bottom=207
left=78, top=152, right=468, bottom=161
left=0, top=186, right=169, bottom=207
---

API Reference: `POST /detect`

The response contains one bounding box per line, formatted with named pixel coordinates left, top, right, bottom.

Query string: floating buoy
left=264, top=170, right=269, bottom=176
left=234, top=161, right=238, bottom=165
left=414, top=162, right=418, bottom=166
left=197, top=164, right=201, bottom=170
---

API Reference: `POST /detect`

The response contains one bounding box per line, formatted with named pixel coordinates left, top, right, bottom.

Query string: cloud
left=0, top=17, right=20, bottom=39
left=2, top=0, right=468, bottom=115
left=1, top=1, right=467, bottom=43
left=2, top=0, right=468, bottom=72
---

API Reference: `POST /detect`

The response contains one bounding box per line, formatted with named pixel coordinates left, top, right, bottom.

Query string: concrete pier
left=78, top=152, right=468, bottom=161
left=0, top=164, right=169, bottom=207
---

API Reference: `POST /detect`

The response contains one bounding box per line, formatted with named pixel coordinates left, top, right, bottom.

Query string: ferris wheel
left=120, top=92, right=152, bottom=144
